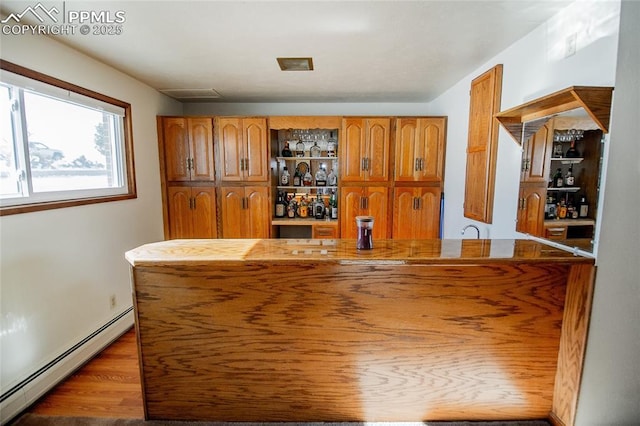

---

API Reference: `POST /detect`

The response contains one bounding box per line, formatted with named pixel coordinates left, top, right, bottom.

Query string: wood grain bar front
left=126, top=239, right=594, bottom=424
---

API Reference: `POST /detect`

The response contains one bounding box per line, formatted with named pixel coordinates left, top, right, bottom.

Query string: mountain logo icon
left=1, top=3, right=60, bottom=24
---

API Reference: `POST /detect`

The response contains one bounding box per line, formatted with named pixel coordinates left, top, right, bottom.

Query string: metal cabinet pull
left=420, top=158, right=425, bottom=171
left=415, top=158, right=420, bottom=171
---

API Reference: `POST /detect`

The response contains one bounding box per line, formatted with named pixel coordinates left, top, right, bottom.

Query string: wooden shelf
left=550, top=157, right=584, bottom=164
left=272, top=218, right=338, bottom=226
left=547, top=186, right=581, bottom=192
left=495, top=86, right=613, bottom=144
left=276, top=156, right=337, bottom=162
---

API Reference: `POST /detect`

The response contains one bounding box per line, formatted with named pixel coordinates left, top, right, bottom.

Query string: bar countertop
left=125, top=238, right=594, bottom=267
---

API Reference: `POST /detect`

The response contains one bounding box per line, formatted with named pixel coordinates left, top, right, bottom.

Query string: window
left=0, top=60, right=135, bottom=215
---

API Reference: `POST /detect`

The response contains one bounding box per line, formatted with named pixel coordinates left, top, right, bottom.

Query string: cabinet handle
left=521, top=158, right=530, bottom=172
left=244, top=158, right=249, bottom=171
left=192, top=197, right=196, bottom=210
left=361, top=158, right=366, bottom=172
left=420, top=158, right=425, bottom=171
left=243, top=197, right=248, bottom=210
left=415, top=158, right=420, bottom=171
left=520, top=198, right=526, bottom=210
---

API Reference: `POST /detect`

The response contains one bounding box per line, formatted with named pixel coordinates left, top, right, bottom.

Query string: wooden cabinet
left=394, top=117, right=446, bottom=182
left=463, top=64, right=503, bottom=224
left=516, top=184, right=546, bottom=237
left=220, top=186, right=270, bottom=238
left=340, top=186, right=388, bottom=239
left=312, top=223, right=339, bottom=239
left=521, top=123, right=553, bottom=183
left=218, top=117, right=268, bottom=182
left=392, top=186, right=441, bottom=239
left=340, top=118, right=390, bottom=182
left=162, top=117, right=215, bottom=182
left=167, top=186, right=217, bottom=239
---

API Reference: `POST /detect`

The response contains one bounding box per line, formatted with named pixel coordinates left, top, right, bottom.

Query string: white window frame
left=0, top=60, right=136, bottom=215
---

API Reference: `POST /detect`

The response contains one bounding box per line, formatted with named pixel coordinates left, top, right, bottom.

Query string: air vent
left=159, top=88, right=222, bottom=100
left=277, top=57, right=314, bottom=71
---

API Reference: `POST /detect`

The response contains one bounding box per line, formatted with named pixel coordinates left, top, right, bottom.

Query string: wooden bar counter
left=125, top=239, right=595, bottom=425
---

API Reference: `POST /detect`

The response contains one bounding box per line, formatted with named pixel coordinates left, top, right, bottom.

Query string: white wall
left=184, top=102, right=429, bottom=117
left=428, top=0, right=620, bottom=240
left=0, top=32, right=182, bottom=420
left=575, top=1, right=640, bottom=423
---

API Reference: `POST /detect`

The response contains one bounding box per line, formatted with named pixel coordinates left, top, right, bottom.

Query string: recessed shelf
left=277, top=156, right=338, bottom=162
left=550, top=157, right=584, bottom=164
left=547, top=187, right=581, bottom=192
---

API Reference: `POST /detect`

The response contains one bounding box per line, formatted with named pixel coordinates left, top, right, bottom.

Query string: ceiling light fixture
left=277, top=57, right=314, bottom=71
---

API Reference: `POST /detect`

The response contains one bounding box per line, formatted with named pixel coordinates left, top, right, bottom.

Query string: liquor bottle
left=310, top=141, right=321, bottom=158
left=565, top=140, right=580, bottom=158
left=303, top=169, right=313, bottom=186
left=327, top=168, right=337, bottom=186
left=553, top=168, right=564, bottom=188
left=315, top=164, right=327, bottom=186
left=287, top=198, right=296, bottom=218
left=327, top=131, right=337, bottom=157
left=329, top=190, right=338, bottom=220
left=274, top=192, right=286, bottom=218
left=314, top=198, right=325, bottom=220
left=558, top=199, right=567, bottom=219
left=281, top=142, right=293, bottom=157
left=280, top=166, right=290, bottom=186
left=295, top=140, right=305, bottom=157
left=293, top=168, right=301, bottom=186
left=565, top=165, right=575, bottom=187
left=578, top=195, right=589, bottom=218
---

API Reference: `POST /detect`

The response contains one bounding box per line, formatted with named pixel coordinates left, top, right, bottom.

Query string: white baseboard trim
left=0, top=308, right=135, bottom=425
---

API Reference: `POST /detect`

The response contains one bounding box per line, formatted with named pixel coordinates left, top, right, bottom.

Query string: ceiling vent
left=277, top=57, right=314, bottom=71
left=159, top=88, right=222, bottom=100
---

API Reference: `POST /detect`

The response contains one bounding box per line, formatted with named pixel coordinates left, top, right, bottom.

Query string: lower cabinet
left=392, top=186, right=441, bottom=239
left=221, top=186, right=270, bottom=238
left=516, top=184, right=546, bottom=237
left=167, top=186, right=217, bottom=239
left=340, top=186, right=388, bottom=239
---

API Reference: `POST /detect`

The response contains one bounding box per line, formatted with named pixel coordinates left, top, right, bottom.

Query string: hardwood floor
left=29, top=328, right=144, bottom=419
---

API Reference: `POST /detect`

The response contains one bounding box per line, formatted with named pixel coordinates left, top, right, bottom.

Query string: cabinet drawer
left=545, top=225, right=567, bottom=240
left=313, top=223, right=338, bottom=239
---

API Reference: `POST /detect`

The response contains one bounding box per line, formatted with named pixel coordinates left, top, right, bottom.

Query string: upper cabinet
left=394, top=117, right=446, bottom=182
left=162, top=117, right=215, bottom=182
left=340, top=117, right=390, bottom=182
left=521, top=122, right=553, bottom=183
left=218, top=117, right=269, bottom=182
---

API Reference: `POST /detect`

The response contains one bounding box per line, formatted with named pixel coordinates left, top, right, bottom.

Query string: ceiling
left=0, top=1, right=572, bottom=103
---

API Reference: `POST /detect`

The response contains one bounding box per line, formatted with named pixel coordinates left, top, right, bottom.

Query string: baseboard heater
left=0, top=307, right=134, bottom=424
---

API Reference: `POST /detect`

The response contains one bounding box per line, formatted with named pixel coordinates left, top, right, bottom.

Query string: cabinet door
left=394, top=119, right=418, bottom=181
left=365, top=118, right=390, bottom=182
left=416, top=118, right=446, bottom=182
left=522, top=123, right=552, bottom=183
left=366, top=186, right=389, bottom=239
left=219, top=118, right=244, bottom=181
left=220, top=187, right=245, bottom=238
left=191, top=187, right=217, bottom=238
left=243, top=118, right=269, bottom=182
left=340, top=119, right=367, bottom=182
left=516, top=184, right=546, bottom=237
left=245, top=186, right=270, bottom=238
left=392, top=187, right=417, bottom=238
left=167, top=186, right=193, bottom=238
left=340, top=186, right=365, bottom=238
left=163, top=118, right=190, bottom=181
left=415, top=186, right=442, bottom=239
left=188, top=118, right=215, bottom=181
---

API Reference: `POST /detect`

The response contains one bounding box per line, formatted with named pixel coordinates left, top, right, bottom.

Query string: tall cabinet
left=392, top=117, right=446, bottom=239
left=158, top=117, right=217, bottom=239
left=217, top=117, right=271, bottom=238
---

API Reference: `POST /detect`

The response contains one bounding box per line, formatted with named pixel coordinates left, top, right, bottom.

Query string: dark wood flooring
left=29, top=328, right=143, bottom=419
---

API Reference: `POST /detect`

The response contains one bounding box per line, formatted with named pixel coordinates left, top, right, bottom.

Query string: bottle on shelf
left=293, top=168, right=302, bottom=186
left=553, top=141, right=563, bottom=158
left=327, top=131, right=337, bottom=157
left=553, top=168, right=564, bottom=188
left=303, top=169, right=313, bottom=186
left=327, top=168, right=337, bottom=186
left=558, top=198, right=567, bottom=219
left=329, top=190, right=338, bottom=220
left=274, top=191, right=287, bottom=218
left=281, top=142, right=293, bottom=157
left=287, top=197, right=297, bottom=218
left=280, top=166, right=290, bottom=186
left=565, top=165, right=575, bottom=187
left=295, top=140, right=305, bottom=157
left=315, top=163, right=327, bottom=186
left=314, top=198, right=325, bottom=220
left=578, top=195, right=589, bottom=218
left=565, top=140, right=580, bottom=158
left=310, top=140, right=321, bottom=158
